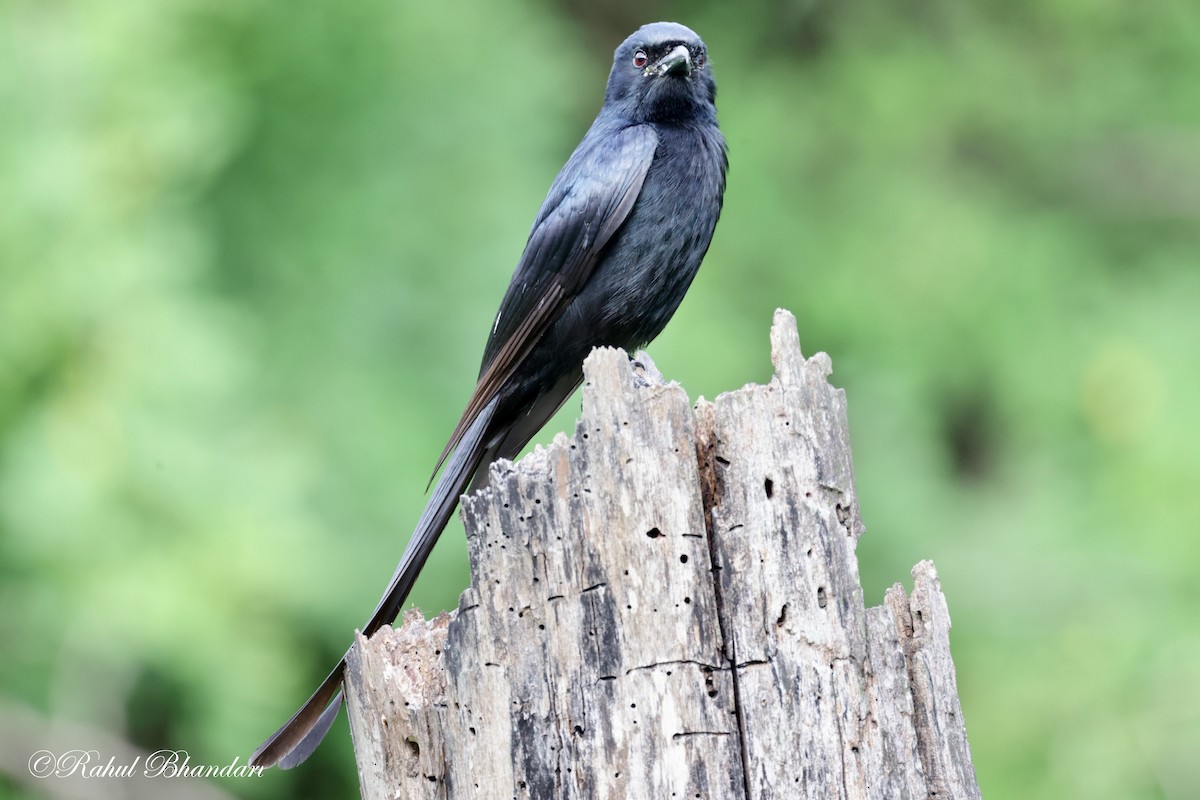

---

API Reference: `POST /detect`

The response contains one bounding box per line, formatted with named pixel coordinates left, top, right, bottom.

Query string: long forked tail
left=249, top=396, right=501, bottom=769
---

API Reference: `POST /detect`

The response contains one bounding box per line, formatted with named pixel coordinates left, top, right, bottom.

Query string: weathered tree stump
left=345, top=309, right=980, bottom=800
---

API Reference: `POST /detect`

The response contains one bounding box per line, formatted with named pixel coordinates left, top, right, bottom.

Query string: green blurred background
left=2, top=0, right=1198, bottom=797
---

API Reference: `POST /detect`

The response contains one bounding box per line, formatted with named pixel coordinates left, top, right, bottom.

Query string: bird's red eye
left=633, top=50, right=648, bottom=68
left=696, top=52, right=706, bottom=68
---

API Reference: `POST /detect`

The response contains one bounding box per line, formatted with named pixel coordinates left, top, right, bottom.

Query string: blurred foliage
left=1, top=0, right=1198, bottom=797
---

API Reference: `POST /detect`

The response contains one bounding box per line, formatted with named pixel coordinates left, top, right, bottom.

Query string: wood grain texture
left=345, top=310, right=980, bottom=799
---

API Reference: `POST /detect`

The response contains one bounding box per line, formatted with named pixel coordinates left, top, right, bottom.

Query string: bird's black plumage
left=250, top=21, right=727, bottom=769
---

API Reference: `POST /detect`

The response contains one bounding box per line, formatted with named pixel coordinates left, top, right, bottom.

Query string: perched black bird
left=251, top=21, right=727, bottom=768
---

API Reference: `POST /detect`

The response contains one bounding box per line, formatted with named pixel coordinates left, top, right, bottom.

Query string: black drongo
left=251, top=21, right=727, bottom=768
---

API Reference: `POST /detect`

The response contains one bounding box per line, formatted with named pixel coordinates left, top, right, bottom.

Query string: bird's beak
left=650, top=45, right=692, bottom=78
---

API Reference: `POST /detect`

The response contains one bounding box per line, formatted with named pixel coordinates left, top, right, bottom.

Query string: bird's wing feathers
left=254, top=124, right=660, bottom=771
left=431, top=124, right=658, bottom=481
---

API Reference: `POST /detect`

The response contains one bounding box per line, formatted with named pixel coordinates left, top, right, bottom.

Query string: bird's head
left=605, top=22, right=717, bottom=125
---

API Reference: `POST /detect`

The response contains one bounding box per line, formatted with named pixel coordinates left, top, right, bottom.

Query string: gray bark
left=345, top=309, right=981, bottom=800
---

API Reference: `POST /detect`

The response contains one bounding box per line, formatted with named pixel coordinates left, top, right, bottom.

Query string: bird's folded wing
left=430, top=124, right=659, bottom=481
